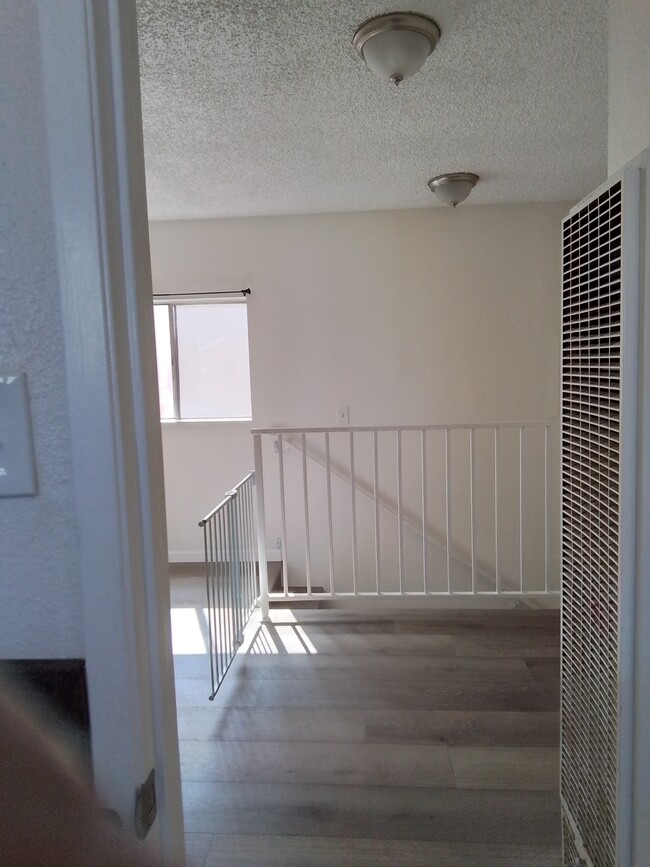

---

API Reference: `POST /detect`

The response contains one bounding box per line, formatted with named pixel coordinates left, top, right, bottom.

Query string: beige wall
left=150, top=202, right=566, bottom=562
left=161, top=420, right=253, bottom=560
left=608, top=0, right=650, bottom=173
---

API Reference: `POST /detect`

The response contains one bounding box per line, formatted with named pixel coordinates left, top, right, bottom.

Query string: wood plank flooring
left=171, top=580, right=561, bottom=866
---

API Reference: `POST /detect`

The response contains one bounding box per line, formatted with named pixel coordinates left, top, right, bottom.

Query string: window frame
left=153, top=294, right=252, bottom=423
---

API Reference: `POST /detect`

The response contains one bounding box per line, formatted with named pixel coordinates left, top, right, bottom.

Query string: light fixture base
left=353, top=12, right=441, bottom=53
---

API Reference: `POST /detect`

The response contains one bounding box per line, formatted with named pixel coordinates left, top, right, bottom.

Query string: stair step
left=269, top=585, right=325, bottom=609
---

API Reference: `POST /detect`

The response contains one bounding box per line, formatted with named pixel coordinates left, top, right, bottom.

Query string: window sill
left=160, top=417, right=253, bottom=424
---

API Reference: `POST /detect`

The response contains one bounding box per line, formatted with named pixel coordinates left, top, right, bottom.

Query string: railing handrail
left=198, top=471, right=255, bottom=527
left=251, top=421, right=556, bottom=435
left=252, top=421, right=558, bottom=601
left=227, top=471, right=255, bottom=494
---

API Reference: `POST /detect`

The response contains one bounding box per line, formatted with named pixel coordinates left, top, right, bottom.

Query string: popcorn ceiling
left=137, top=0, right=607, bottom=219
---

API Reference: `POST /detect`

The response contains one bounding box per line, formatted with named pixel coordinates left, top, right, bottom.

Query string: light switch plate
left=0, top=373, right=38, bottom=497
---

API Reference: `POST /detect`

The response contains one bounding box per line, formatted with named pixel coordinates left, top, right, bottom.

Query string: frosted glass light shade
left=362, top=30, right=432, bottom=83
left=353, top=13, right=441, bottom=85
left=428, top=173, right=479, bottom=207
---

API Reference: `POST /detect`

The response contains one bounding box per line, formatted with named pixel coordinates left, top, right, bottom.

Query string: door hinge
left=134, top=768, right=157, bottom=839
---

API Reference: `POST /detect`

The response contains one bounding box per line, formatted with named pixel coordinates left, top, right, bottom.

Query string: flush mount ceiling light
left=427, top=172, right=479, bottom=207
left=352, top=12, right=441, bottom=86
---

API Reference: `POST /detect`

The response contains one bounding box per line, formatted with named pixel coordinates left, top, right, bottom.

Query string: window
left=153, top=300, right=252, bottom=420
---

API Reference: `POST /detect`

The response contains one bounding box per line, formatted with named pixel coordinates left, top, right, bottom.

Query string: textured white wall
left=150, top=202, right=566, bottom=560
left=0, top=1, right=83, bottom=657
left=608, top=0, right=650, bottom=173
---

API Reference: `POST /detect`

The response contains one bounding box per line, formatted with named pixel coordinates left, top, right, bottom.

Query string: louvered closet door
left=561, top=175, right=638, bottom=867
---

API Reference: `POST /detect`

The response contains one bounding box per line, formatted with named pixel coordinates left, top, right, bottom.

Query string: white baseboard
left=322, top=594, right=560, bottom=611
left=168, top=549, right=282, bottom=564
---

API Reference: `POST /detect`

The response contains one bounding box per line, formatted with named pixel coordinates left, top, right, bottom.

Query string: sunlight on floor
left=245, top=621, right=319, bottom=655
left=268, top=608, right=297, bottom=623
left=244, top=626, right=279, bottom=655
left=273, top=625, right=310, bottom=654
left=295, top=624, right=318, bottom=653
left=170, top=607, right=208, bottom=655
left=170, top=604, right=319, bottom=657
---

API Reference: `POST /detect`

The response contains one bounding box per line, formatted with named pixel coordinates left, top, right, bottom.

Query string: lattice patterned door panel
left=561, top=164, right=650, bottom=867
left=561, top=177, right=629, bottom=867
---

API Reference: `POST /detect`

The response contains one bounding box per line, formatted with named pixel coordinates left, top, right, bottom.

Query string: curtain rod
left=154, top=288, right=251, bottom=299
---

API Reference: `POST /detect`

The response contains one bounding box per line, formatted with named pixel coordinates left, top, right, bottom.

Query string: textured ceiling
left=137, top=0, right=607, bottom=219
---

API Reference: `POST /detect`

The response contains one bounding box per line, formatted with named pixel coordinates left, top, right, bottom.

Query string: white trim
left=631, top=150, right=650, bottom=866
left=618, top=165, right=641, bottom=867
left=38, top=1, right=184, bottom=863
left=161, top=417, right=253, bottom=424
left=252, top=421, right=555, bottom=434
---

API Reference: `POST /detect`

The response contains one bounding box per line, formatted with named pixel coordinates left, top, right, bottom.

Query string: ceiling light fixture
left=352, top=12, right=441, bottom=86
left=427, top=172, right=479, bottom=207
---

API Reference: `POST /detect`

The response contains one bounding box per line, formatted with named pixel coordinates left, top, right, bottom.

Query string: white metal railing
left=252, top=423, right=559, bottom=608
left=199, top=473, right=261, bottom=698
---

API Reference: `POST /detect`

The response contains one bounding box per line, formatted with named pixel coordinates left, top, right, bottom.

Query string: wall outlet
left=337, top=405, right=349, bottom=425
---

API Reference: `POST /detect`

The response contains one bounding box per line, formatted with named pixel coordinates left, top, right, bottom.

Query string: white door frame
left=38, top=2, right=184, bottom=862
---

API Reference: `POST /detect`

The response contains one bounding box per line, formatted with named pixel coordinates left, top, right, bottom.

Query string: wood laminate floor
left=171, top=578, right=561, bottom=866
